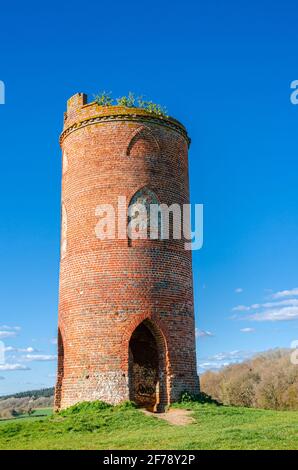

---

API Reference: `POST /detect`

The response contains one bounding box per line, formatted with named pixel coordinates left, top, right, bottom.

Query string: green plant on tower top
left=93, top=91, right=168, bottom=117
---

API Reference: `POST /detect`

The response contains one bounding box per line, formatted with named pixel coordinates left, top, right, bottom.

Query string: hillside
left=200, top=349, right=298, bottom=410
left=0, top=400, right=298, bottom=450
left=0, top=387, right=54, bottom=401
left=0, top=389, right=53, bottom=420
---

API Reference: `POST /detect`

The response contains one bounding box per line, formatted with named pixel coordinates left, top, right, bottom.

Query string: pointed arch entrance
left=128, top=319, right=168, bottom=412
left=54, top=328, right=64, bottom=410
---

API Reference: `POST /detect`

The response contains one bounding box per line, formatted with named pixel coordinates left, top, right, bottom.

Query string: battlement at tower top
left=61, top=93, right=190, bottom=147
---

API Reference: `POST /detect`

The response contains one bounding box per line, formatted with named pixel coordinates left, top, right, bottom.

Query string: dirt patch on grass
left=141, top=408, right=195, bottom=426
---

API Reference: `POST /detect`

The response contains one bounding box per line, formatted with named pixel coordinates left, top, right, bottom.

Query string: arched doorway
left=54, top=328, right=64, bottom=410
left=128, top=320, right=167, bottom=411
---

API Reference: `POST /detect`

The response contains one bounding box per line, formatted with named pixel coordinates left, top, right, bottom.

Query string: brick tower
left=55, top=93, right=198, bottom=411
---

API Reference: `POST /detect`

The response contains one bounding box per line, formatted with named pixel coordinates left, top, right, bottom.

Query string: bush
left=115, top=400, right=137, bottom=410
left=59, top=400, right=112, bottom=416
left=179, top=391, right=221, bottom=405
left=137, top=98, right=168, bottom=117
left=0, top=408, right=14, bottom=419
left=93, top=91, right=113, bottom=106
left=116, top=92, right=136, bottom=107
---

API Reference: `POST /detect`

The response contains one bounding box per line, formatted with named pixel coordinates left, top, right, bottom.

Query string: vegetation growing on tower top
left=93, top=91, right=114, bottom=107
left=93, top=91, right=168, bottom=117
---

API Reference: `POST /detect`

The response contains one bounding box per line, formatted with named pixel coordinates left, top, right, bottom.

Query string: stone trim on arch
left=125, top=125, right=161, bottom=157
left=127, top=185, right=161, bottom=207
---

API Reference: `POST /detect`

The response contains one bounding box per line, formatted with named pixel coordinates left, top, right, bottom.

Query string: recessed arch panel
left=126, top=126, right=161, bottom=158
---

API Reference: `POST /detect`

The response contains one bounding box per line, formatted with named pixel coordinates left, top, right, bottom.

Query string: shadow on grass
left=0, top=413, right=50, bottom=423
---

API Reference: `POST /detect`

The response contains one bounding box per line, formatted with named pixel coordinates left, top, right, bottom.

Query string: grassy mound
left=0, top=401, right=298, bottom=450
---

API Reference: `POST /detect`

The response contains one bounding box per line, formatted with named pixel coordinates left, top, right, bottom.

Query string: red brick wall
left=55, top=94, right=198, bottom=410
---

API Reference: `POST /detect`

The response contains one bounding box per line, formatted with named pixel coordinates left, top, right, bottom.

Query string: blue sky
left=0, top=0, right=298, bottom=394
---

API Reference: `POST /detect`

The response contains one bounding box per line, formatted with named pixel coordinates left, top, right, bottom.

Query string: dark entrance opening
left=129, top=322, right=159, bottom=411
left=54, top=328, right=64, bottom=410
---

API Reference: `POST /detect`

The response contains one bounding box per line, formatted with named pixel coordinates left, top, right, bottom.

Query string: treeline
left=0, top=395, right=54, bottom=419
left=0, top=387, right=54, bottom=401
left=200, top=349, right=298, bottom=410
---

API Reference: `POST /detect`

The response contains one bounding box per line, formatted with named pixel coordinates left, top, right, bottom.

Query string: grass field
left=0, top=401, right=297, bottom=450
left=0, top=408, right=52, bottom=425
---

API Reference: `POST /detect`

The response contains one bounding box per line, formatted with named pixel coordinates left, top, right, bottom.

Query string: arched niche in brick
left=62, top=151, right=68, bottom=174
left=126, top=126, right=161, bottom=158
left=61, top=203, right=67, bottom=259
left=128, top=318, right=168, bottom=411
left=127, top=187, right=161, bottom=246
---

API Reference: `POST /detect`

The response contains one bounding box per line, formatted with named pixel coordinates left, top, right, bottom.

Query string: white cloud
left=5, top=346, right=37, bottom=353
left=0, top=331, right=18, bottom=339
left=195, top=329, right=214, bottom=338
left=232, top=292, right=298, bottom=322
left=232, top=305, right=250, bottom=312
left=272, top=288, right=298, bottom=299
left=248, top=306, right=298, bottom=322
left=50, top=338, right=57, bottom=345
left=233, top=299, right=298, bottom=312
left=235, top=288, right=243, bottom=293
left=198, top=362, right=229, bottom=371
left=0, top=326, right=21, bottom=339
left=0, top=326, right=21, bottom=331
left=22, top=354, right=57, bottom=362
left=23, top=347, right=36, bottom=353
left=0, top=363, right=30, bottom=371
left=240, top=327, right=255, bottom=333
left=262, top=299, right=298, bottom=308
left=210, top=350, right=253, bottom=361
left=198, top=350, right=255, bottom=372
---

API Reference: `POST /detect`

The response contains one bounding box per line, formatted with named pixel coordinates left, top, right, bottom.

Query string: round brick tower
left=55, top=93, right=198, bottom=411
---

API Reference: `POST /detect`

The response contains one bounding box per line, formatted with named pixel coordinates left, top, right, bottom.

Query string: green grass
left=0, top=408, right=53, bottom=425
left=0, top=401, right=297, bottom=450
